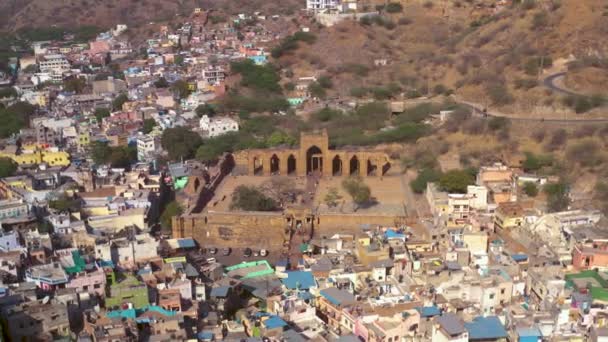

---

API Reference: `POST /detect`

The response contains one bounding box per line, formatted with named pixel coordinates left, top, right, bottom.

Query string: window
left=489, top=293, right=495, bottom=299
left=501, top=288, right=505, bottom=294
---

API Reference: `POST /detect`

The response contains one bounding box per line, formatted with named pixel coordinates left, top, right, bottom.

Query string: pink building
left=89, top=41, right=111, bottom=55
left=67, top=269, right=107, bottom=296
left=573, top=242, right=608, bottom=271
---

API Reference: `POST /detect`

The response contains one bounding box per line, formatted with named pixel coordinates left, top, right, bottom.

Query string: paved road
left=542, top=72, right=581, bottom=97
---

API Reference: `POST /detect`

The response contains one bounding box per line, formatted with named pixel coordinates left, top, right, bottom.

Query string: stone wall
left=173, top=211, right=288, bottom=249
left=173, top=209, right=405, bottom=249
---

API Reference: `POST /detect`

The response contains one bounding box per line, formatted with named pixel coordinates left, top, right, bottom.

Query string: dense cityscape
left=0, top=0, right=607, bottom=341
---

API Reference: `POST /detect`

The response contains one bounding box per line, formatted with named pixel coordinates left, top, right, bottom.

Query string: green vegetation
left=231, top=185, right=278, bottom=211
left=0, top=87, right=17, bottom=99
left=90, top=141, right=137, bottom=168
left=94, top=108, right=111, bottom=123
left=522, top=152, right=554, bottom=172
left=385, top=2, right=404, bottom=13
left=49, top=193, right=82, bottom=212
left=161, top=127, right=203, bottom=161
left=63, top=77, right=87, bottom=93
left=0, top=157, right=18, bottom=178
left=142, top=119, right=156, bottom=134
left=0, top=102, right=37, bottom=138
left=324, top=187, right=343, bottom=208
left=342, top=176, right=372, bottom=211
left=524, top=56, right=553, bottom=76
left=171, top=80, right=192, bottom=100
left=410, top=168, right=442, bottom=194
left=231, top=60, right=282, bottom=93
left=112, top=93, right=128, bottom=111
left=544, top=182, right=569, bottom=212
left=522, top=182, right=539, bottom=197
left=566, top=139, right=602, bottom=167
left=562, top=94, right=605, bottom=113
left=438, top=169, right=476, bottom=193
left=160, top=201, right=183, bottom=230
left=271, top=31, right=317, bottom=58
left=195, top=104, right=216, bottom=117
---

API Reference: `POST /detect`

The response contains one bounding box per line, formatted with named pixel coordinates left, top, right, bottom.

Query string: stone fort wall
left=172, top=210, right=405, bottom=249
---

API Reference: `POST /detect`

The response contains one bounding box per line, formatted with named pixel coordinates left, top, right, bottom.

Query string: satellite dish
left=42, top=296, right=50, bottom=304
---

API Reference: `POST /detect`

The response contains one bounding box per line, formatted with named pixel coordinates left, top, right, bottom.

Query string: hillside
left=278, top=0, right=608, bottom=118
left=0, top=0, right=302, bottom=31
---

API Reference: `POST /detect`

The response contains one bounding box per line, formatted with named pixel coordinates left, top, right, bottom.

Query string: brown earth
left=564, top=67, right=608, bottom=94
left=0, top=0, right=302, bottom=31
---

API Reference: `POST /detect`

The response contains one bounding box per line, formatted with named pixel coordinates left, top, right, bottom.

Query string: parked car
left=222, top=247, right=231, bottom=256
left=260, top=249, right=268, bottom=257
left=244, top=248, right=253, bottom=257
left=208, top=247, right=218, bottom=255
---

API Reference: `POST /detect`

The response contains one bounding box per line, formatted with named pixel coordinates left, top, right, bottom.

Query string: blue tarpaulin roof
left=416, top=305, right=441, bottom=317
left=263, top=315, right=288, bottom=329
left=177, top=238, right=196, bottom=248
left=516, top=326, right=542, bottom=337
left=465, top=316, right=508, bottom=340
left=384, top=229, right=405, bottom=239
left=197, top=331, right=214, bottom=340
left=282, top=271, right=316, bottom=290
left=511, top=254, right=528, bottom=262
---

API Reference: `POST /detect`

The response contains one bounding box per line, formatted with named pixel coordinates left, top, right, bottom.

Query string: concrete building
left=38, top=54, right=70, bottom=81
left=136, top=134, right=159, bottom=162
left=2, top=300, right=71, bottom=341
left=95, top=234, right=159, bottom=267
left=306, top=0, right=340, bottom=11
left=432, top=313, right=469, bottom=342
left=200, top=115, right=239, bottom=137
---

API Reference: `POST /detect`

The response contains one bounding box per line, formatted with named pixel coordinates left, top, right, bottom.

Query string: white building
left=200, top=115, right=239, bottom=138
left=136, top=135, right=158, bottom=162
left=95, top=234, right=159, bottom=266
left=306, top=0, right=340, bottom=11
left=38, top=54, right=70, bottom=81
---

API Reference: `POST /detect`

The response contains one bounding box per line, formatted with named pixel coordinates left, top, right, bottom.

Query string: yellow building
left=78, top=131, right=90, bottom=149
left=0, top=148, right=70, bottom=167
left=494, top=202, right=524, bottom=230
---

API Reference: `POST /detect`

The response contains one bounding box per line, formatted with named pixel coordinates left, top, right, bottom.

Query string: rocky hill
left=0, top=0, right=301, bottom=31
left=277, top=0, right=608, bottom=118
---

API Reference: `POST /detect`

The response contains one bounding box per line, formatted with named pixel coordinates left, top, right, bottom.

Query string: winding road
left=450, top=71, right=608, bottom=124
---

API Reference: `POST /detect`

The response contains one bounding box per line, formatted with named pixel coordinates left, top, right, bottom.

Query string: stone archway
left=270, top=154, right=280, bottom=175
left=382, top=158, right=391, bottom=176
left=367, top=159, right=377, bottom=176
left=349, top=155, right=360, bottom=176
left=306, top=146, right=323, bottom=175
left=332, top=155, right=342, bottom=176
left=253, top=156, right=263, bottom=175
left=287, top=154, right=297, bottom=175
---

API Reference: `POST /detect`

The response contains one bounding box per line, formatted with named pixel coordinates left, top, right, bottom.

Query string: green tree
left=171, top=80, right=192, bottom=99
left=0, top=157, right=18, bottom=178
left=410, top=168, right=442, bottom=194
left=90, top=141, right=113, bottom=165
left=112, top=93, right=128, bottom=111
left=160, top=201, right=183, bottom=231
left=0, top=102, right=36, bottom=138
left=94, top=108, right=111, bottom=123
left=324, top=187, right=343, bottom=208
left=342, top=176, right=372, bottom=211
left=195, top=104, right=216, bottom=118
left=544, top=182, right=569, bottom=212
left=154, top=77, right=169, bottom=88
left=266, top=131, right=296, bottom=147
left=142, top=118, right=156, bottom=134
left=230, top=185, right=278, bottom=211
left=522, top=182, right=539, bottom=197
left=161, top=127, right=203, bottom=160
left=109, top=146, right=136, bottom=169
left=386, top=2, right=403, bottom=13
left=63, top=77, right=87, bottom=94
left=439, top=169, right=475, bottom=193
left=308, top=82, right=326, bottom=99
